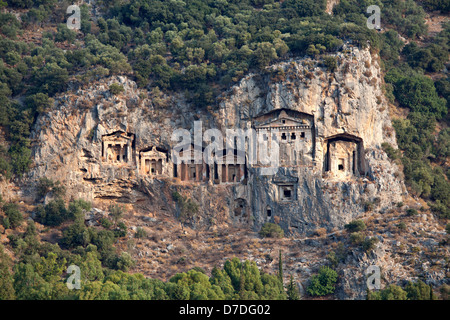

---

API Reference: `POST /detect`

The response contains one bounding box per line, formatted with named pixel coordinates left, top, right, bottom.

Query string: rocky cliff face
left=27, top=44, right=405, bottom=236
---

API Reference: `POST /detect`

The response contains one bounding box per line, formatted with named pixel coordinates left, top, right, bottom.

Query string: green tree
left=253, top=42, right=277, bottom=69
left=286, top=275, right=300, bottom=300
left=307, top=266, right=338, bottom=296
left=405, top=280, right=436, bottom=300
left=36, top=198, right=68, bottom=227
left=344, top=220, right=366, bottom=233
left=278, top=250, right=283, bottom=285
left=368, top=284, right=408, bottom=300
left=2, top=202, right=23, bottom=229
left=259, top=222, right=284, bottom=238
left=108, top=204, right=124, bottom=228
left=109, top=83, right=124, bottom=95
left=0, top=244, right=15, bottom=299
left=54, top=24, right=77, bottom=43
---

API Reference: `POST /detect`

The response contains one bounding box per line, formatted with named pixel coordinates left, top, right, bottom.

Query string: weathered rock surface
left=27, top=44, right=405, bottom=237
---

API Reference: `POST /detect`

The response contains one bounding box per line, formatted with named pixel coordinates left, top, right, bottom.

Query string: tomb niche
left=172, top=143, right=209, bottom=183
left=234, top=198, right=249, bottom=223
left=253, top=108, right=315, bottom=167
left=139, top=146, right=168, bottom=176
left=272, top=175, right=298, bottom=202
left=212, top=148, right=246, bottom=184
left=102, top=131, right=135, bottom=165
left=324, top=133, right=365, bottom=176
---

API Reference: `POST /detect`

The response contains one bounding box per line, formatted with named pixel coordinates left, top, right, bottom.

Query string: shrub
left=429, top=200, right=450, bottom=219
left=2, top=202, right=23, bottom=229
left=1, top=216, right=10, bottom=229
left=36, top=178, right=66, bottom=200
left=172, top=192, right=199, bottom=227
left=35, top=198, right=68, bottom=227
left=323, top=56, right=337, bottom=72
left=61, top=220, right=90, bottom=248
left=109, top=83, right=124, bottom=95
left=135, top=227, right=147, bottom=239
left=259, top=223, right=284, bottom=238
left=54, top=24, right=76, bottom=43
left=100, top=217, right=112, bottom=229
left=397, top=222, right=407, bottom=230
left=114, top=221, right=127, bottom=238
left=405, top=280, right=437, bottom=300
left=368, top=284, right=407, bottom=300
left=109, top=204, right=124, bottom=227
left=362, top=237, right=379, bottom=252
left=116, top=252, right=135, bottom=271
left=349, top=232, right=365, bottom=245
left=406, top=208, right=418, bottom=216
left=307, top=266, right=338, bottom=296
left=67, top=199, right=91, bottom=220
left=344, top=220, right=366, bottom=233
left=381, top=142, right=400, bottom=160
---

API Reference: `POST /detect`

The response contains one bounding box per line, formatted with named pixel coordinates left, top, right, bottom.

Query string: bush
left=259, top=223, right=284, bottom=238
left=397, top=222, right=407, bottom=230
left=114, top=221, right=127, bottom=238
left=68, top=199, right=91, bottom=219
left=135, top=227, right=147, bottom=239
left=36, top=198, right=68, bottom=227
left=172, top=192, right=199, bottom=227
left=368, top=284, right=407, bottom=300
left=429, top=200, right=450, bottom=219
left=61, top=220, right=90, bottom=248
left=323, top=56, right=337, bottom=72
left=54, top=24, right=76, bottom=43
left=307, top=266, right=338, bottom=296
left=109, top=83, right=124, bottom=95
left=2, top=202, right=23, bottom=229
left=100, top=217, right=112, bottom=229
left=405, top=280, right=437, bottom=300
left=349, top=232, right=365, bottom=245
left=406, top=208, right=418, bottom=216
left=362, top=237, right=379, bottom=252
left=344, top=220, right=366, bottom=233
left=116, top=252, right=135, bottom=272
left=36, top=178, right=66, bottom=200
left=381, top=142, right=400, bottom=161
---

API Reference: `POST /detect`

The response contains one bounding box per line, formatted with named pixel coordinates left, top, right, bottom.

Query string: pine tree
left=278, top=250, right=283, bottom=286
left=287, top=275, right=301, bottom=300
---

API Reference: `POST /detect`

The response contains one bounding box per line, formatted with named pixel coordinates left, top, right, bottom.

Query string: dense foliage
left=368, top=280, right=437, bottom=300
left=0, top=0, right=448, bottom=301
left=0, top=225, right=288, bottom=300
left=0, top=0, right=441, bottom=179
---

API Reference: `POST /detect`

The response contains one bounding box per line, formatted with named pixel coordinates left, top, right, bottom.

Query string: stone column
left=119, top=144, right=124, bottom=162
left=224, top=164, right=228, bottom=183
left=180, top=163, right=185, bottom=181
left=195, top=164, right=200, bottom=182
left=127, top=142, right=132, bottom=163
left=141, top=155, right=145, bottom=174
left=184, top=163, right=189, bottom=181
left=237, top=164, right=242, bottom=182
left=217, top=163, right=222, bottom=184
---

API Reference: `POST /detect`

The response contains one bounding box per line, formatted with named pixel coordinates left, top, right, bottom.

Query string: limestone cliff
left=27, top=44, right=405, bottom=236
